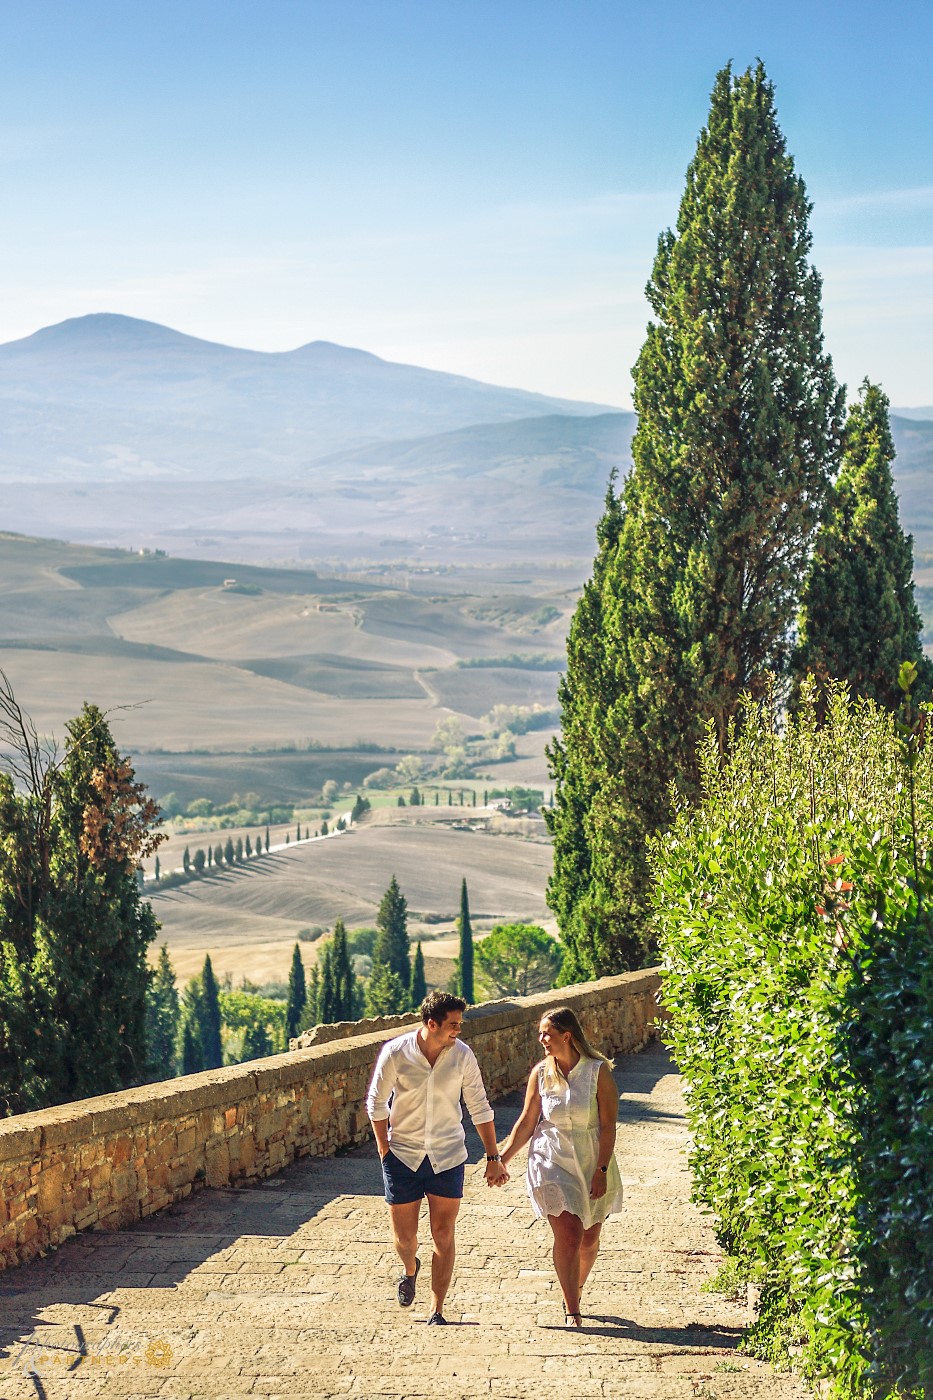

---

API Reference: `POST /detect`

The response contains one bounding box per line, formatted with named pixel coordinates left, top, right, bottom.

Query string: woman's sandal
left=563, top=1304, right=583, bottom=1328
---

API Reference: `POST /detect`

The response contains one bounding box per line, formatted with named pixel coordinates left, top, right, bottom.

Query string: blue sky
left=0, top=0, right=930, bottom=406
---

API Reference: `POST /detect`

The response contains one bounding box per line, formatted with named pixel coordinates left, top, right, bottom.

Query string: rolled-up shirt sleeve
left=461, top=1045, right=494, bottom=1126
left=366, top=1043, right=397, bottom=1123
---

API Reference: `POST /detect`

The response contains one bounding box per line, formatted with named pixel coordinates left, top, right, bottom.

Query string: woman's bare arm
left=499, top=1067, right=543, bottom=1166
left=590, top=1062, right=618, bottom=1198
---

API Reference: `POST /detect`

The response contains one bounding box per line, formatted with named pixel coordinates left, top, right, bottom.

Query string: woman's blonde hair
left=539, top=1006, right=610, bottom=1092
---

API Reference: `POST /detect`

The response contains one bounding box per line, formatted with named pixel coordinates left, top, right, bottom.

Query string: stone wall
left=0, top=969, right=662, bottom=1272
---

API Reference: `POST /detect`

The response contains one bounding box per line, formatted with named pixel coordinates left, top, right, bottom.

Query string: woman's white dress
left=526, top=1056, right=624, bottom=1228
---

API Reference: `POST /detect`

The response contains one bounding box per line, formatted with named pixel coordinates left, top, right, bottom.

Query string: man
left=366, top=990, right=509, bottom=1324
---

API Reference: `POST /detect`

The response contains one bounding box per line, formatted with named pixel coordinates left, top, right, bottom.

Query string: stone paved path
left=0, top=1043, right=806, bottom=1400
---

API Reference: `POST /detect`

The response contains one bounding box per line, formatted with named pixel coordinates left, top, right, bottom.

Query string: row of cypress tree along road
left=546, top=62, right=932, bottom=981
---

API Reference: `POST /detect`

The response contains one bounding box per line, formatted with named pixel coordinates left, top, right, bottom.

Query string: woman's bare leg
left=579, top=1221, right=602, bottom=1299
left=547, top=1211, right=584, bottom=1322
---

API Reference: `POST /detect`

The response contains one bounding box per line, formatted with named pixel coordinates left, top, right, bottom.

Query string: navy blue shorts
left=381, top=1150, right=465, bottom=1205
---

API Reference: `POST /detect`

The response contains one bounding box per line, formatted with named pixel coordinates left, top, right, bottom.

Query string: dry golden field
left=0, top=533, right=565, bottom=987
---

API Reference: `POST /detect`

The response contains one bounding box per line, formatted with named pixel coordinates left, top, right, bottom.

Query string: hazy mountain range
left=0, top=314, right=929, bottom=567
left=0, top=313, right=616, bottom=480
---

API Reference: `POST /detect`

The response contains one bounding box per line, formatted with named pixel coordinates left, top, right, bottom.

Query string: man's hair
left=421, top=991, right=466, bottom=1025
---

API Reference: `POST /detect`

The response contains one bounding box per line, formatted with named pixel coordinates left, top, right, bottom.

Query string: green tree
left=475, top=923, right=564, bottom=997
left=304, top=962, right=320, bottom=1030
left=320, top=819, right=328, bottom=836
left=546, top=63, right=843, bottom=978
left=456, top=878, right=474, bottom=1002
left=178, top=979, right=205, bottom=1075
left=317, top=941, right=337, bottom=1023
left=154, top=853, right=160, bottom=882
left=214, top=843, right=223, bottom=868
left=373, top=874, right=410, bottom=984
left=180, top=1016, right=204, bottom=1074
left=207, top=845, right=213, bottom=868
left=0, top=696, right=165, bottom=1112
left=224, top=837, right=235, bottom=866
left=245, top=834, right=252, bottom=857
left=330, top=918, right=356, bottom=1020
left=409, top=940, right=427, bottom=1008
left=235, top=836, right=243, bottom=862
left=792, top=380, right=933, bottom=712
left=193, top=847, right=206, bottom=874
left=265, top=824, right=270, bottom=852
left=182, top=845, right=190, bottom=874
left=199, top=955, right=224, bottom=1069
left=241, top=1022, right=273, bottom=1060
left=285, top=942, right=306, bottom=1041
left=364, top=964, right=410, bottom=1017
left=145, top=945, right=180, bottom=1080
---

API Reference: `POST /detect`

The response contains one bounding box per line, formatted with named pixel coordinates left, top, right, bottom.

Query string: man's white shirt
left=366, top=1030, right=495, bottom=1172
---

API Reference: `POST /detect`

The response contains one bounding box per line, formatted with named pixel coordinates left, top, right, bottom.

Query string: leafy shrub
left=651, top=678, right=933, bottom=1398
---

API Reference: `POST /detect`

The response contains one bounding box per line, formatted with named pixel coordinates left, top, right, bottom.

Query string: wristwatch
left=486, top=1154, right=501, bottom=1162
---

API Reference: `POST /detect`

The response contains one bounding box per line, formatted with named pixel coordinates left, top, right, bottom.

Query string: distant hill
left=0, top=313, right=928, bottom=567
left=0, top=314, right=617, bottom=481
left=311, top=411, right=637, bottom=489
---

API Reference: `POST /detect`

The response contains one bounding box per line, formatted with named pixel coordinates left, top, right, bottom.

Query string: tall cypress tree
left=146, top=944, right=180, bottom=1080
left=285, top=942, right=306, bottom=1041
left=317, top=942, right=337, bottom=1024
left=200, top=955, right=223, bottom=1069
left=179, top=979, right=206, bottom=1075
left=547, top=63, right=843, bottom=979
left=545, top=476, right=628, bottom=982
left=330, top=919, right=356, bottom=1020
left=305, top=963, right=320, bottom=1029
left=373, top=875, right=410, bottom=985
left=409, top=941, right=427, bottom=1009
left=792, top=380, right=933, bottom=711
left=457, top=878, right=474, bottom=1002
left=364, top=964, right=409, bottom=1016
left=181, top=1016, right=204, bottom=1075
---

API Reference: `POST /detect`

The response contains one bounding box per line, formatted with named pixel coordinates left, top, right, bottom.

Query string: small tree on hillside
left=364, top=964, right=409, bottom=1017
left=200, top=956, right=224, bottom=1069
left=285, top=943, right=306, bottom=1041
left=373, top=874, right=410, bottom=985
left=330, top=919, right=356, bottom=1020
left=456, top=878, right=475, bottom=1002
left=146, top=945, right=180, bottom=1080
left=178, top=979, right=206, bottom=1075
left=193, top=847, right=206, bottom=874
left=409, top=941, right=427, bottom=1008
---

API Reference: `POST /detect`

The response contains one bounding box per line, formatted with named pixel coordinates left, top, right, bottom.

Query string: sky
left=0, top=0, right=931, bottom=408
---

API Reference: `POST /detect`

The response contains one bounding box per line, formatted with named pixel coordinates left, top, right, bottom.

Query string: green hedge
left=651, top=681, right=932, bottom=1398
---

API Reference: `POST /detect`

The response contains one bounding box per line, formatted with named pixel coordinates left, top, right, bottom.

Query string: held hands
left=484, top=1157, right=510, bottom=1188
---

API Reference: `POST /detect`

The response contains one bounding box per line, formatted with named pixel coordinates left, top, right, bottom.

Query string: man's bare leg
left=426, top=1193, right=461, bottom=1315
left=388, top=1199, right=421, bottom=1276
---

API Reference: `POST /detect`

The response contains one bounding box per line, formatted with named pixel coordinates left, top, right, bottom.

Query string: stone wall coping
left=0, top=968, right=661, bottom=1166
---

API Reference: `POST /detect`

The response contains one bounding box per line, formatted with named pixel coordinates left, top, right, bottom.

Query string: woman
left=500, top=1007, right=624, bottom=1327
